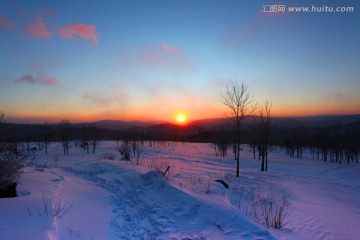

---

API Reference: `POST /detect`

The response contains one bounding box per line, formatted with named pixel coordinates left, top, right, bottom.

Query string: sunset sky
left=1, top=0, right=359, bottom=123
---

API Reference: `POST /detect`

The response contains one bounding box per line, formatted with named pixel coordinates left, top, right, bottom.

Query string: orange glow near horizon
left=3, top=101, right=360, bottom=124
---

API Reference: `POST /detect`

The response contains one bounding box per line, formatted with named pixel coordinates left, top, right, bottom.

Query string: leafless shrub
left=190, top=174, right=213, bottom=193
left=272, top=195, right=289, bottom=229
left=24, top=192, right=73, bottom=219
left=51, top=193, right=73, bottom=218
left=245, top=186, right=289, bottom=229
left=23, top=202, right=32, bottom=216
left=0, top=143, right=34, bottom=188
left=142, top=154, right=174, bottom=180
left=143, top=154, right=166, bottom=172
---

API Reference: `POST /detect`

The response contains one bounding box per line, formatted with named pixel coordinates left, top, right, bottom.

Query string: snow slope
left=1, top=142, right=359, bottom=239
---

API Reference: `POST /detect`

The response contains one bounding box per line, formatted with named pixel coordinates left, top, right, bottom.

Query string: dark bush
left=0, top=182, right=17, bottom=198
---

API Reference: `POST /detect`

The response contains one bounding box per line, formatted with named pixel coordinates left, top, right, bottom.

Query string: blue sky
left=0, top=0, right=359, bottom=123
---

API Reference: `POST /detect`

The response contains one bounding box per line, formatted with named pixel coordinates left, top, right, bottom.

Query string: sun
left=176, top=114, right=187, bottom=124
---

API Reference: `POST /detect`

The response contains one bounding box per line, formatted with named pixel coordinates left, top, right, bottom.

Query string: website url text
left=261, top=5, right=355, bottom=13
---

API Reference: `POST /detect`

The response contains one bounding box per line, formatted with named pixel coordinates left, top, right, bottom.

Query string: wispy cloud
left=161, top=44, right=179, bottom=54
left=0, top=14, right=15, bottom=29
left=16, top=64, right=57, bottom=85
left=25, top=16, right=52, bottom=39
left=83, top=94, right=111, bottom=106
left=321, top=91, right=357, bottom=103
left=82, top=85, right=131, bottom=110
left=17, top=74, right=57, bottom=85
left=58, top=23, right=98, bottom=44
left=122, top=44, right=193, bottom=72
left=17, top=74, right=35, bottom=83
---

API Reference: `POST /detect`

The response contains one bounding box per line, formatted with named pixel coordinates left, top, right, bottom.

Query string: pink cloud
left=41, top=77, right=57, bottom=85
left=17, top=74, right=57, bottom=85
left=161, top=44, right=179, bottom=54
left=58, top=23, right=98, bottom=44
left=0, top=14, right=16, bottom=29
left=25, top=16, right=51, bottom=39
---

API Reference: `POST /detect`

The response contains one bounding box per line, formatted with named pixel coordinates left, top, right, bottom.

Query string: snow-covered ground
left=1, top=142, right=359, bottom=240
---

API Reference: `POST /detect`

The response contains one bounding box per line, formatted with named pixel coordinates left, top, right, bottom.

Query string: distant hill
left=94, top=120, right=157, bottom=131
left=1, top=114, right=359, bottom=143
left=274, top=114, right=360, bottom=128
left=188, top=114, right=360, bottom=132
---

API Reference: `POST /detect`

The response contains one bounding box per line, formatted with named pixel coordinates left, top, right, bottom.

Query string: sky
left=0, top=0, right=359, bottom=124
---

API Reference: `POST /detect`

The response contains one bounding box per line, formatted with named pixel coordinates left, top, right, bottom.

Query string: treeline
left=1, top=119, right=360, bottom=165
left=0, top=120, right=210, bottom=144
left=283, top=122, right=360, bottom=164
left=210, top=120, right=360, bottom=165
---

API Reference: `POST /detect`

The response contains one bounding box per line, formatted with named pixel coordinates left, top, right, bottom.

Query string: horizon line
left=2, top=113, right=360, bottom=125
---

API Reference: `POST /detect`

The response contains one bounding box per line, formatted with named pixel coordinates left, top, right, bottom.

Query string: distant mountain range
left=1, top=114, right=360, bottom=142
left=148, top=114, right=360, bottom=132
left=84, top=120, right=156, bottom=131
left=84, top=114, right=360, bottom=132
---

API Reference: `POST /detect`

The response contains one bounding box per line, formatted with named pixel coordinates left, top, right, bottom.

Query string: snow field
left=0, top=141, right=359, bottom=240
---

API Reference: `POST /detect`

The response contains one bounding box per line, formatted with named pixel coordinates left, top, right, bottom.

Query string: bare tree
left=120, top=140, right=131, bottom=161
left=259, top=101, right=273, bottom=171
left=41, top=121, right=51, bottom=155
left=23, top=124, right=33, bottom=155
left=60, top=120, right=71, bottom=155
left=131, top=139, right=138, bottom=156
left=222, top=81, right=257, bottom=177
left=80, top=124, right=90, bottom=154
left=211, top=124, right=230, bottom=157
left=135, top=141, right=144, bottom=165
left=90, top=123, right=98, bottom=154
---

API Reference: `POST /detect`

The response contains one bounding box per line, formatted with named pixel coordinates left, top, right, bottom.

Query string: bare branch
left=221, top=80, right=257, bottom=177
